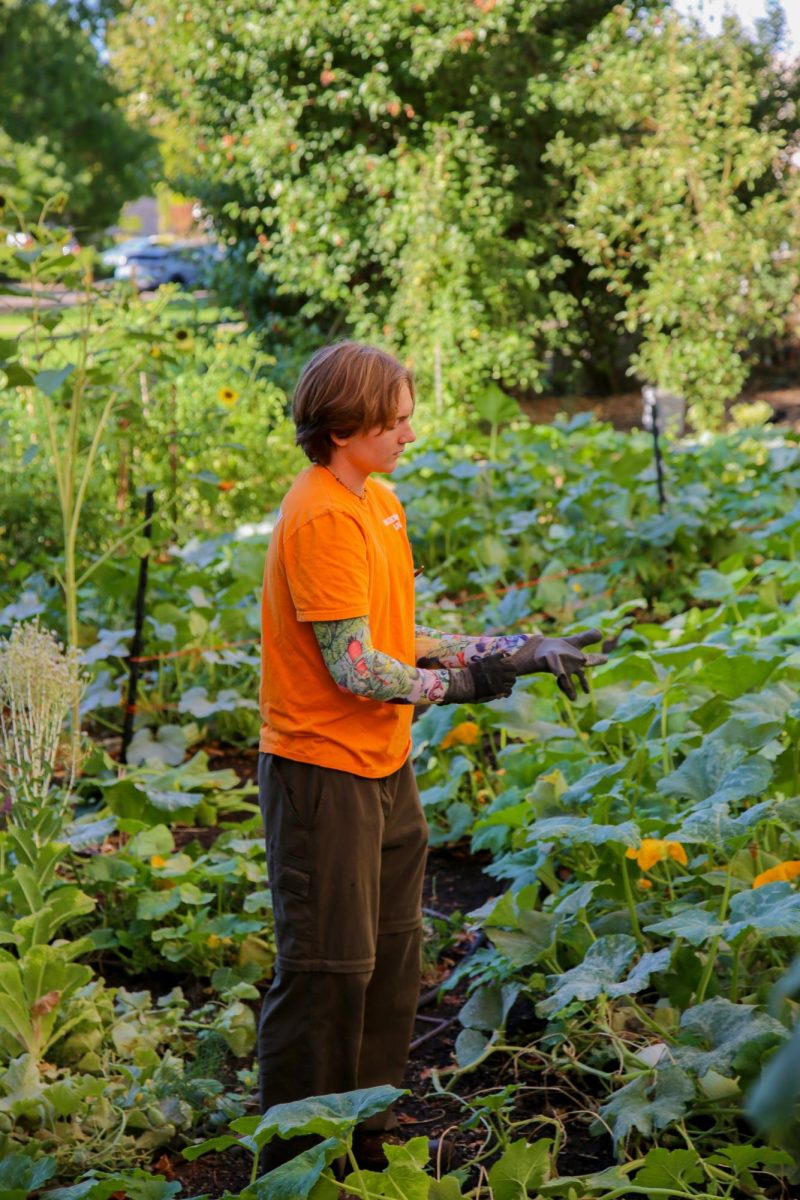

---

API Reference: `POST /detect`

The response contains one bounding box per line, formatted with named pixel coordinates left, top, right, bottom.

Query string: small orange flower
left=626, top=839, right=688, bottom=872
left=216, top=480, right=236, bottom=492
left=637, top=878, right=653, bottom=890
left=207, top=934, right=222, bottom=948
left=753, top=861, right=800, bottom=889
left=218, top=387, right=239, bottom=407
left=150, top=854, right=167, bottom=869
left=441, top=720, right=480, bottom=749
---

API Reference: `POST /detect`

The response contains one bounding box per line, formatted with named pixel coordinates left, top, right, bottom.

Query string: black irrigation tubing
left=417, top=930, right=488, bottom=1012
left=411, top=931, right=489, bottom=1052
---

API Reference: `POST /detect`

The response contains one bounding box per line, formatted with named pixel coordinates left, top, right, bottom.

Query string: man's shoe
left=427, top=1135, right=455, bottom=1173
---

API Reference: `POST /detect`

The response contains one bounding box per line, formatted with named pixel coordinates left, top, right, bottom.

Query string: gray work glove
left=507, top=629, right=607, bottom=701
left=442, top=653, right=517, bottom=704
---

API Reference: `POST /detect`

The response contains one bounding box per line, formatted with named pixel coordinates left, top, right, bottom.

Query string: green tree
left=0, top=0, right=157, bottom=234
left=111, top=1, right=799, bottom=418
left=545, top=4, right=800, bottom=427
left=111, top=0, right=667, bottom=403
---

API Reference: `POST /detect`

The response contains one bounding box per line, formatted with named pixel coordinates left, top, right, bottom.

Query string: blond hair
left=292, top=341, right=415, bottom=464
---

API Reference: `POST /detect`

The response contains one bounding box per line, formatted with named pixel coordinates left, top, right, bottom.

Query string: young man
left=257, top=340, right=604, bottom=1169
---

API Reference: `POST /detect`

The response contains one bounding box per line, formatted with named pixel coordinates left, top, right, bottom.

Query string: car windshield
left=126, top=247, right=169, bottom=260
left=111, top=238, right=153, bottom=254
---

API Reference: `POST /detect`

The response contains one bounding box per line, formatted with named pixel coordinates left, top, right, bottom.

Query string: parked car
left=113, top=240, right=223, bottom=291
left=99, top=236, right=162, bottom=272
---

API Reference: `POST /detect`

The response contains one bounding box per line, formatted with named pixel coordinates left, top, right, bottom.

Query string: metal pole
left=120, top=488, right=155, bottom=763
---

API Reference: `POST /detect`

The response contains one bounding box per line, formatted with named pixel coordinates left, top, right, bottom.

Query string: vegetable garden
left=2, top=224, right=800, bottom=1199
left=3, top=0, right=800, bottom=1193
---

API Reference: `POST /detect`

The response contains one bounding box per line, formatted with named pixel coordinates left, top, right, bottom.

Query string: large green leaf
left=253, top=1086, right=406, bottom=1146
left=34, top=365, right=74, bottom=396
left=459, top=984, right=519, bottom=1033
left=724, top=882, right=800, bottom=940
left=472, top=383, right=518, bottom=426
left=0, top=1154, right=57, bottom=1199
left=454, top=1028, right=491, bottom=1068
left=127, top=825, right=175, bottom=859
left=591, top=688, right=661, bottom=733
left=658, top=741, right=772, bottom=807
left=539, top=937, right=672, bottom=1016
left=693, top=653, right=780, bottom=699
left=597, top=1066, right=694, bottom=1144
left=561, top=762, right=627, bottom=806
left=255, top=1137, right=341, bottom=1200
left=527, top=816, right=639, bottom=849
left=179, top=685, right=258, bottom=718
left=745, top=1022, right=800, bottom=1132
left=125, top=725, right=188, bottom=767
left=487, top=1138, right=553, bottom=1200
left=672, top=799, right=773, bottom=845
left=14, top=886, right=96, bottom=954
left=344, top=1138, right=431, bottom=1200
left=632, top=1148, right=704, bottom=1190
left=675, top=998, right=787, bottom=1077
left=136, top=890, right=181, bottom=921
left=45, top=1172, right=183, bottom=1200
left=428, top=1179, right=467, bottom=1199
left=644, top=907, right=725, bottom=947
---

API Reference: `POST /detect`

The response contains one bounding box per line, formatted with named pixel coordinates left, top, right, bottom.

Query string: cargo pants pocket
left=259, top=754, right=316, bottom=961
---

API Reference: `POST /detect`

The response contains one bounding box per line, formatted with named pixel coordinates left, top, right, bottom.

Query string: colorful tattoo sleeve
left=414, top=624, right=530, bottom=669
left=313, top=616, right=450, bottom=705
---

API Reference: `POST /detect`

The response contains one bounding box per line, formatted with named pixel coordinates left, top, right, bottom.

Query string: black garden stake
left=120, top=488, right=155, bottom=764
left=642, top=386, right=686, bottom=513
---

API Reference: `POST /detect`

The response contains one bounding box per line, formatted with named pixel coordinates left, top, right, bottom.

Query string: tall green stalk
left=695, top=861, right=734, bottom=1004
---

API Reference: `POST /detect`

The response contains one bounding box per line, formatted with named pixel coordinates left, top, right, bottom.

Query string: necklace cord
left=323, top=464, right=367, bottom=500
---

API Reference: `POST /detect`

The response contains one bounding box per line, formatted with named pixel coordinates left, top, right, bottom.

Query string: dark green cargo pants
left=256, top=752, right=428, bottom=1169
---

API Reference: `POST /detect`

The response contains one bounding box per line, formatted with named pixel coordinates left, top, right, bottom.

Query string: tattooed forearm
left=414, top=624, right=530, bottom=669
left=313, top=616, right=450, bottom=704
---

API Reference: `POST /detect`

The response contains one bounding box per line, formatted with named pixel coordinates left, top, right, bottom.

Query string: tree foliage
left=111, top=0, right=799, bottom=422
left=547, top=5, right=800, bottom=427
left=0, top=0, right=157, bottom=234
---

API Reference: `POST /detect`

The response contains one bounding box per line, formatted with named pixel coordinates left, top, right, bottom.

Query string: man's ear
left=330, top=431, right=350, bottom=448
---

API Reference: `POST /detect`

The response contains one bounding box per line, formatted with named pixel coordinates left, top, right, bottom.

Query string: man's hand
left=507, top=630, right=607, bottom=701
left=442, top=653, right=517, bottom=704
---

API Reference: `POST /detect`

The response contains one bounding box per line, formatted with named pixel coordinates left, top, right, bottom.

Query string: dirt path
left=520, top=386, right=800, bottom=432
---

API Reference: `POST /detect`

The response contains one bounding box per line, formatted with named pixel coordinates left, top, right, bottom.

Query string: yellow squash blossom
left=441, top=720, right=480, bottom=750
left=753, top=860, right=800, bottom=889
left=219, top=386, right=239, bottom=407
left=150, top=854, right=167, bottom=869
left=626, top=839, right=688, bottom=872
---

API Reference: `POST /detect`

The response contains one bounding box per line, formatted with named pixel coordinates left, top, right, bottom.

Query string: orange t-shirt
left=259, top=465, right=416, bottom=778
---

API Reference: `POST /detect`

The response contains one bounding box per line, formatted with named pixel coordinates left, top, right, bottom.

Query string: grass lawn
left=0, top=290, right=236, bottom=345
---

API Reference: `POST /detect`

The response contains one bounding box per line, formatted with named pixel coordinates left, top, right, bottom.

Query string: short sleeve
left=284, top=509, right=370, bottom=622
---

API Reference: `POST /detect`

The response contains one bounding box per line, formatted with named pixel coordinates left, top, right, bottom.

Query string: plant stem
left=621, top=854, right=644, bottom=946
left=695, top=861, right=733, bottom=1003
